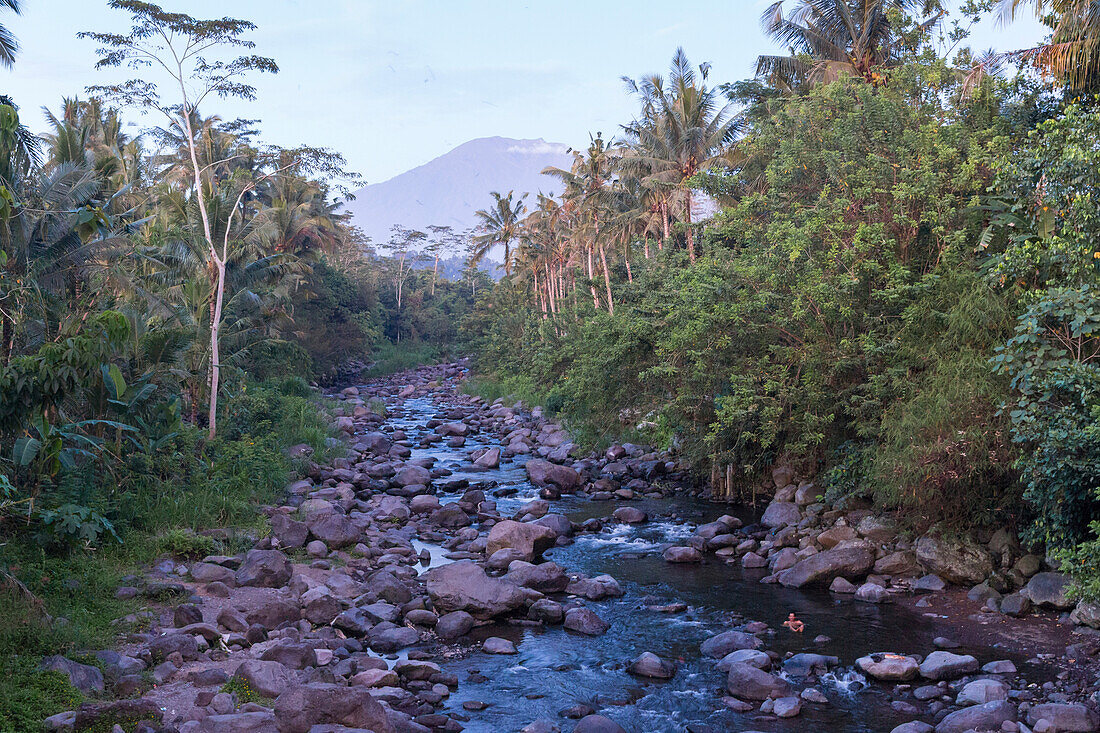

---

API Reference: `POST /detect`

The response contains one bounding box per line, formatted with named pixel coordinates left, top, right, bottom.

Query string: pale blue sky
left=0, top=1, right=1045, bottom=185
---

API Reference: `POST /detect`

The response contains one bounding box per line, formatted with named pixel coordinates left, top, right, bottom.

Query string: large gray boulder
left=1025, top=572, right=1074, bottom=610
left=231, top=660, right=293, bottom=699
left=39, top=656, right=104, bottom=694
left=956, top=679, right=1008, bottom=706
left=269, top=514, right=308, bottom=549
left=235, top=550, right=291, bottom=588
left=305, top=513, right=359, bottom=548
left=524, top=458, right=580, bottom=491
left=701, top=630, right=762, bottom=658
left=761, top=501, right=801, bottom=529
left=934, top=700, right=1016, bottom=733
left=573, top=715, right=628, bottom=733
left=394, top=464, right=430, bottom=487
left=564, top=607, right=610, bottom=635
left=726, top=662, right=790, bottom=701
left=919, top=651, right=979, bottom=681
left=424, top=560, right=527, bottom=618
left=856, top=653, right=919, bottom=681
left=1027, top=703, right=1100, bottom=731
left=627, top=652, right=676, bottom=679
left=485, top=520, right=556, bottom=562
left=273, top=682, right=395, bottom=733
left=915, top=534, right=993, bottom=586
left=777, top=544, right=875, bottom=588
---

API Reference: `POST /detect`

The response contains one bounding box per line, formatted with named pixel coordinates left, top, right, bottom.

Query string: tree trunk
left=207, top=260, right=226, bottom=440
left=431, top=255, right=438, bottom=296
left=684, top=189, right=695, bottom=262
left=598, top=241, right=614, bottom=315
left=660, top=199, right=669, bottom=250
left=586, top=245, right=598, bottom=309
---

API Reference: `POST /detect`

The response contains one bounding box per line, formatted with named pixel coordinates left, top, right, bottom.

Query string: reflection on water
left=378, top=393, right=1024, bottom=732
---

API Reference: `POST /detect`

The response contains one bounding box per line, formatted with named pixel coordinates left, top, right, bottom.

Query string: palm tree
left=471, top=190, right=527, bottom=275
left=755, top=0, right=939, bottom=90
left=999, top=0, right=1100, bottom=92
left=623, top=49, right=736, bottom=262
left=0, top=0, right=22, bottom=70
left=544, top=134, right=620, bottom=312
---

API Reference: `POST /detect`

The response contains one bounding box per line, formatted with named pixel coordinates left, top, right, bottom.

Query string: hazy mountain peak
left=344, top=136, right=572, bottom=248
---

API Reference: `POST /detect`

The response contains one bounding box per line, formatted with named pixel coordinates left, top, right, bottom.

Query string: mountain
left=343, top=137, right=573, bottom=249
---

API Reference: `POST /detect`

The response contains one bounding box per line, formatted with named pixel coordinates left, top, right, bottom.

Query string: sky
left=0, top=1, right=1046, bottom=187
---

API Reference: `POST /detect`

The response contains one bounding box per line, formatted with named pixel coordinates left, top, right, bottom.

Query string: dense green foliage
left=470, top=62, right=1044, bottom=528
left=465, top=5, right=1100, bottom=574
left=0, top=5, right=468, bottom=728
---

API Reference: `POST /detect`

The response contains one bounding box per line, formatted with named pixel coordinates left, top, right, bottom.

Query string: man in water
left=782, top=613, right=804, bottom=633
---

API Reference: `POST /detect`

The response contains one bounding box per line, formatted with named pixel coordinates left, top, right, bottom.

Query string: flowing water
left=381, top=395, right=1034, bottom=732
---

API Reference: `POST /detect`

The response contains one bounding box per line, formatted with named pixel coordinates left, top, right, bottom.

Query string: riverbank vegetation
left=0, top=1, right=471, bottom=726
left=465, top=0, right=1100, bottom=574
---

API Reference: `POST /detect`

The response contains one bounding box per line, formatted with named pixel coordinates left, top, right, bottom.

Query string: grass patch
left=0, top=659, right=82, bottom=733
left=362, top=341, right=448, bottom=379
left=461, top=372, right=549, bottom=410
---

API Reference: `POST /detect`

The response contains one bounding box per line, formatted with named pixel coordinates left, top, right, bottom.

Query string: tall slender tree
left=471, top=190, right=527, bottom=275
left=623, top=49, right=736, bottom=262
left=81, top=1, right=278, bottom=438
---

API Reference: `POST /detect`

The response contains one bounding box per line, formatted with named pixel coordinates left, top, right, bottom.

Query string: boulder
left=919, top=651, right=979, bottom=680
left=1026, top=572, right=1074, bottom=610
left=856, top=653, right=919, bottom=681
left=424, top=561, right=527, bottom=618
left=39, top=656, right=104, bottom=695
left=856, top=515, right=897, bottom=544
left=305, top=513, right=359, bottom=548
left=817, top=526, right=858, bottom=549
left=485, top=520, right=556, bottom=562
left=1026, top=703, right=1100, bottom=731
left=627, top=652, right=676, bottom=679
left=726, top=662, right=790, bottom=701
left=524, top=459, right=580, bottom=491
left=663, top=546, right=703, bottom=563
left=761, top=501, right=801, bottom=529
left=269, top=515, right=309, bottom=549
left=612, top=507, right=646, bottom=524
left=394, top=465, right=430, bottom=487
left=875, top=551, right=920, bottom=576
left=573, top=715, right=627, bottom=733
left=474, top=447, right=501, bottom=468
left=235, top=550, right=291, bottom=588
left=231, top=660, right=293, bottom=699
left=777, top=545, right=875, bottom=588
left=856, top=583, right=891, bottom=603
left=564, top=607, right=610, bottom=635
left=1072, top=600, right=1100, bottom=629
left=701, top=630, right=762, bottom=658
left=956, top=678, right=1008, bottom=706
left=934, top=700, right=1016, bottom=733
left=273, top=682, right=395, bottom=733
left=504, top=561, right=569, bottom=593
left=483, top=636, right=517, bottom=654
left=718, top=649, right=771, bottom=671
left=915, top=535, right=993, bottom=586
left=774, top=696, right=802, bottom=718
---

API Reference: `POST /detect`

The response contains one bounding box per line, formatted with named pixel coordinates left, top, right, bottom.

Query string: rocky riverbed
left=39, top=361, right=1100, bottom=732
